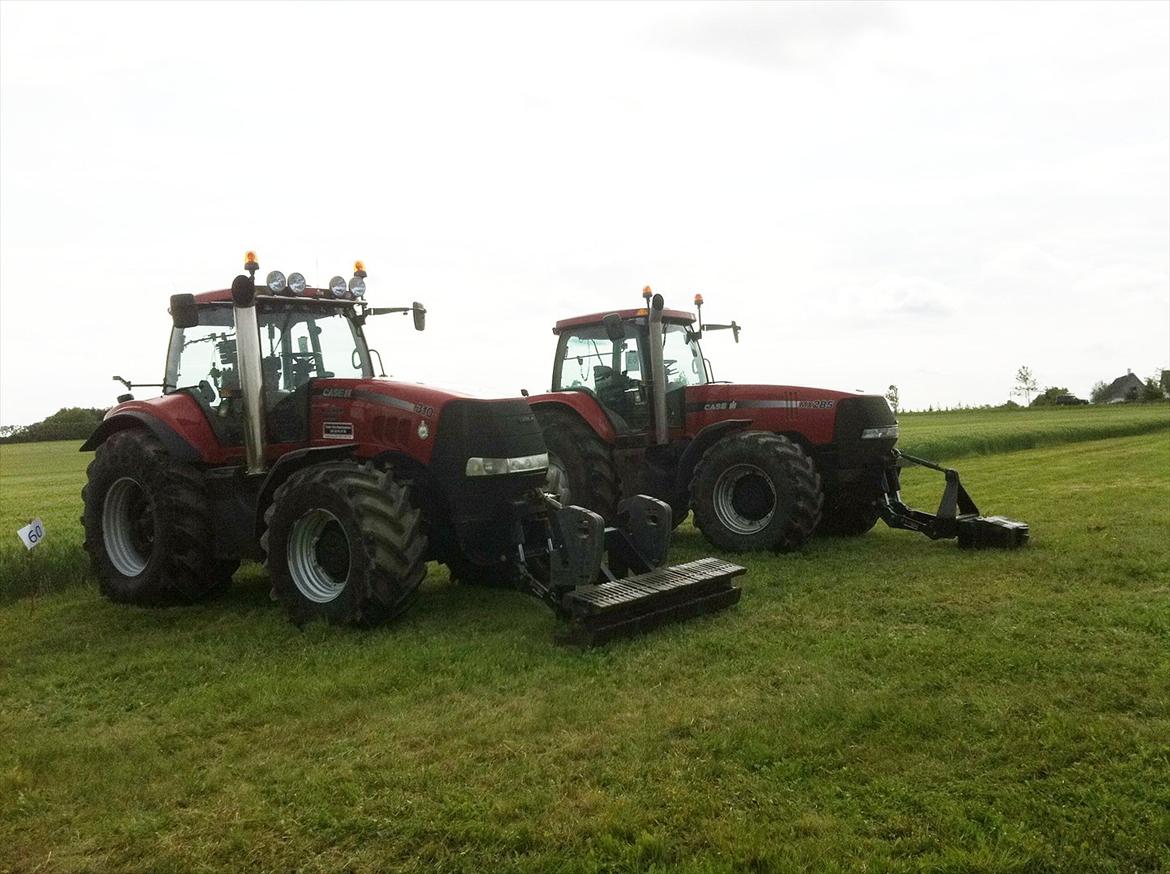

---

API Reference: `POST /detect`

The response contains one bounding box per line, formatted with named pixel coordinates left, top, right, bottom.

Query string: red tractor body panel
left=103, top=379, right=491, bottom=468
left=526, top=392, right=620, bottom=442
left=681, top=383, right=859, bottom=446
left=104, top=394, right=235, bottom=464
left=304, top=378, right=477, bottom=464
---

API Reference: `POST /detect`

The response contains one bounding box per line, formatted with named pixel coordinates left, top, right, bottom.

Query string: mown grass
left=1, top=413, right=1168, bottom=871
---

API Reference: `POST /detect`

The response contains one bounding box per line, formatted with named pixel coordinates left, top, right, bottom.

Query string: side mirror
left=602, top=313, right=625, bottom=344
left=169, top=293, right=199, bottom=329
left=412, top=301, right=426, bottom=332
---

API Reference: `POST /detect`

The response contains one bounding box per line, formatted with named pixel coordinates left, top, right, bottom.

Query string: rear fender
left=79, top=412, right=202, bottom=463
left=675, top=419, right=751, bottom=495
left=529, top=393, right=618, bottom=442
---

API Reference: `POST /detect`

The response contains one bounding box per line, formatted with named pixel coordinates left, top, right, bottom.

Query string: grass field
left=1, top=405, right=1168, bottom=871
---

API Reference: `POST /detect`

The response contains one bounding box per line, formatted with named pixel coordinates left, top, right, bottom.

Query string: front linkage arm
left=878, top=451, right=1029, bottom=549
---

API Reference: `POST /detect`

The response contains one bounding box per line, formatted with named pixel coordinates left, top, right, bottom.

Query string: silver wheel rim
left=544, top=453, right=573, bottom=505
left=712, top=463, right=777, bottom=535
left=287, top=509, right=350, bottom=603
left=102, top=476, right=153, bottom=576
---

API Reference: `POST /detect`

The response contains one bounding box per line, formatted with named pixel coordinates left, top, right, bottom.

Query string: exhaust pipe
left=647, top=292, right=669, bottom=445
left=231, top=274, right=267, bottom=475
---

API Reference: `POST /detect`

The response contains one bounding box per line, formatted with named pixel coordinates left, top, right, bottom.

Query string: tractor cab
left=551, top=300, right=706, bottom=434
left=157, top=256, right=426, bottom=459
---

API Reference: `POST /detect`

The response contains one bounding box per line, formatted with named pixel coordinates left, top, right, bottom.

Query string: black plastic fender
left=253, top=444, right=358, bottom=541
left=79, top=412, right=201, bottom=463
left=674, top=419, right=752, bottom=498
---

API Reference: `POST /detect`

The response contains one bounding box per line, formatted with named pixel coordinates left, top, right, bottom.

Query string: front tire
left=263, top=461, right=427, bottom=626
left=535, top=407, right=620, bottom=522
left=82, top=429, right=229, bottom=604
left=690, top=432, right=823, bottom=553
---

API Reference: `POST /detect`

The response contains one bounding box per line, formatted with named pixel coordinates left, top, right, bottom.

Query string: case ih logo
left=321, top=388, right=353, bottom=398
left=703, top=401, right=738, bottom=411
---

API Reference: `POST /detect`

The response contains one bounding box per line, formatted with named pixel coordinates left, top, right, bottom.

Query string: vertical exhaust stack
left=231, top=273, right=267, bottom=475
left=646, top=290, right=669, bottom=445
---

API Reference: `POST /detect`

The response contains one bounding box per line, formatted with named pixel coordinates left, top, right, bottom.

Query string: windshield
left=661, top=323, right=708, bottom=388
left=166, top=303, right=371, bottom=402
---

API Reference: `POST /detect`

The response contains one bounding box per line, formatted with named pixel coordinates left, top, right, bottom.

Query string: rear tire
left=690, top=431, right=823, bottom=553
left=535, top=407, right=620, bottom=522
left=263, top=461, right=427, bottom=627
left=82, top=429, right=228, bottom=604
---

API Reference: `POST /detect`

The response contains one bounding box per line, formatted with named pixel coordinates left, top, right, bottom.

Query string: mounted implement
left=527, top=288, right=1029, bottom=553
left=80, top=254, right=744, bottom=644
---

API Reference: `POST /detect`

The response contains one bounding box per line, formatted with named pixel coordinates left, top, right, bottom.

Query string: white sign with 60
left=17, top=518, right=45, bottom=551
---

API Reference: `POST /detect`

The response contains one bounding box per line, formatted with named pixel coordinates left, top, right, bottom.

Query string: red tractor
left=80, top=256, right=744, bottom=644
left=528, top=289, right=1028, bottom=552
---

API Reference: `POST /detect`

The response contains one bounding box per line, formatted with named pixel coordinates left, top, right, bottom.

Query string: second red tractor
left=528, top=289, right=1028, bottom=553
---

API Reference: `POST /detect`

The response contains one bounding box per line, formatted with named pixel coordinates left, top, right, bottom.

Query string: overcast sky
left=1, top=1, right=1167, bottom=425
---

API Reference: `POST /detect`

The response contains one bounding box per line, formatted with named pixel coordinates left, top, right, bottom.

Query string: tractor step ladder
left=556, top=557, right=746, bottom=646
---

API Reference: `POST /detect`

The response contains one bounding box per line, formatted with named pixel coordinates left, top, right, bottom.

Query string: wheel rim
left=543, top=453, right=573, bottom=506
left=287, top=509, right=351, bottom=603
left=712, top=463, right=777, bottom=535
left=102, top=477, right=155, bottom=576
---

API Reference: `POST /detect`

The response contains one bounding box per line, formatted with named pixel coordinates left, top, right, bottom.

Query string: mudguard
left=674, top=419, right=752, bottom=494
left=253, top=443, right=358, bottom=540
left=528, top=392, right=620, bottom=442
left=79, top=412, right=201, bottom=463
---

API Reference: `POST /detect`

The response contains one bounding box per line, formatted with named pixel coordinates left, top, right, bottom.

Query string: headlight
left=348, top=276, right=366, bottom=299
left=465, top=452, right=549, bottom=477
left=328, top=276, right=348, bottom=298
left=266, top=270, right=287, bottom=293
left=861, top=425, right=899, bottom=440
left=287, top=272, right=307, bottom=295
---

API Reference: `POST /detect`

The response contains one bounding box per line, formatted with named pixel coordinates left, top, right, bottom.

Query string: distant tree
left=884, top=384, right=899, bottom=414
left=1160, top=370, right=1170, bottom=396
left=1090, top=380, right=1110, bottom=404
left=1012, top=366, right=1038, bottom=405
left=0, top=407, right=107, bottom=444
left=1142, top=375, right=1165, bottom=401
left=1031, top=386, right=1072, bottom=407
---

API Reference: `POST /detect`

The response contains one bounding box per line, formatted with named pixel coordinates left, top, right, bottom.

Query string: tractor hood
left=684, top=384, right=895, bottom=447
left=309, top=378, right=542, bottom=466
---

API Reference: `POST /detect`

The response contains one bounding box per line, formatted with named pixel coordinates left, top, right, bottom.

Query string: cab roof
left=554, top=308, right=695, bottom=335
left=192, top=289, right=357, bottom=305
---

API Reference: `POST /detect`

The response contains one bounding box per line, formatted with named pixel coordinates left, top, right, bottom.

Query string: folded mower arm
left=878, top=451, right=1029, bottom=549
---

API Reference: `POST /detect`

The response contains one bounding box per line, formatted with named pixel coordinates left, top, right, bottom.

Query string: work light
left=348, top=276, right=366, bottom=299
left=266, top=271, right=287, bottom=294
left=287, top=272, right=307, bottom=295
left=328, top=276, right=348, bottom=298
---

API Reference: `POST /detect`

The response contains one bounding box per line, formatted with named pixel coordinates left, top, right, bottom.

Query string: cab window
left=660, top=323, right=708, bottom=389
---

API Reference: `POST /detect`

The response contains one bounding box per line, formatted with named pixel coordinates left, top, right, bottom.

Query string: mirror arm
left=113, top=375, right=173, bottom=391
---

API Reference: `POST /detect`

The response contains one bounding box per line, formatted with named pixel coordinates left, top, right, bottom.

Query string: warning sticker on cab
left=323, top=422, right=354, bottom=440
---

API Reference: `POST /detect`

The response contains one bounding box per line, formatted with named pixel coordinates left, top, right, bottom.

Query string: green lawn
left=1, top=409, right=1168, bottom=871
left=897, top=401, right=1170, bottom=460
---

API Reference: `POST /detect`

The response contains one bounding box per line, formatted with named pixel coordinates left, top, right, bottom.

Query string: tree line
left=0, top=408, right=108, bottom=444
